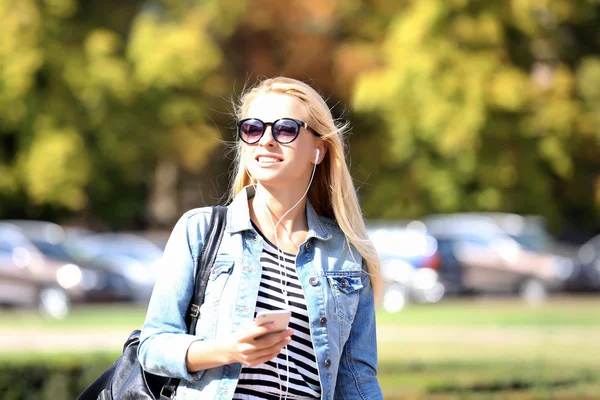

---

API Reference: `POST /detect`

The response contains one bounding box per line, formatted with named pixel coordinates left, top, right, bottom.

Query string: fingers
left=250, top=322, right=275, bottom=340
left=251, top=322, right=291, bottom=340
left=240, top=336, right=292, bottom=367
left=254, top=327, right=294, bottom=341
left=234, top=327, right=293, bottom=367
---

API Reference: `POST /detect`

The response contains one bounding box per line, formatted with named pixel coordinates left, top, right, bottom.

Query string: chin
left=252, top=174, right=284, bottom=186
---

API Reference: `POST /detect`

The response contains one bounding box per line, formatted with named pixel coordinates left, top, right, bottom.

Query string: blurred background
left=1, top=0, right=600, bottom=399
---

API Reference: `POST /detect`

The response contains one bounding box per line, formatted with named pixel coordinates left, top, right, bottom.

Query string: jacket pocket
left=326, top=272, right=363, bottom=324
left=204, top=260, right=235, bottom=302
left=209, top=260, right=235, bottom=281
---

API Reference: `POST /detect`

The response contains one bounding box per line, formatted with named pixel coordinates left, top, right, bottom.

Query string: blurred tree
left=0, top=0, right=245, bottom=227
left=1, top=0, right=599, bottom=234
left=352, top=0, right=600, bottom=232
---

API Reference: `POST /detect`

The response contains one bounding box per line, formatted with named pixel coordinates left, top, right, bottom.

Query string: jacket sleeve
left=138, top=209, right=211, bottom=382
left=334, top=270, right=383, bottom=399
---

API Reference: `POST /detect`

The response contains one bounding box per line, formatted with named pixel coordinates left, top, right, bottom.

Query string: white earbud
left=315, top=148, right=320, bottom=163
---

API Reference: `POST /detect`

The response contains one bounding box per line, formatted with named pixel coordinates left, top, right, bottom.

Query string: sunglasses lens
left=273, top=119, right=299, bottom=143
left=239, top=119, right=264, bottom=143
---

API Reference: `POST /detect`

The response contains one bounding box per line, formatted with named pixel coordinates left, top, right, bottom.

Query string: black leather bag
left=77, top=206, right=228, bottom=400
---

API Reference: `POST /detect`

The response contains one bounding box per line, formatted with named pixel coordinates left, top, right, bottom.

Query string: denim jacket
left=138, top=187, right=382, bottom=400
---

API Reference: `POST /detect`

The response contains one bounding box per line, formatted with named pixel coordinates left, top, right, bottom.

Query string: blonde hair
left=230, top=77, right=382, bottom=300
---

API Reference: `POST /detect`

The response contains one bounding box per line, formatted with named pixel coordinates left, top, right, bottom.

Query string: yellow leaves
left=158, top=97, right=204, bottom=126
left=475, top=187, right=502, bottom=210
left=487, top=67, right=530, bottom=111
left=551, top=65, right=576, bottom=96
left=0, top=0, right=40, bottom=35
left=539, top=136, right=573, bottom=178
left=0, top=164, right=17, bottom=194
left=576, top=57, right=600, bottom=138
left=496, top=152, right=519, bottom=188
left=349, top=0, right=600, bottom=221
left=524, top=65, right=580, bottom=143
left=85, top=30, right=122, bottom=57
left=452, top=13, right=504, bottom=46
left=170, top=123, right=220, bottom=172
left=576, top=57, right=600, bottom=101
left=509, top=0, right=543, bottom=35
left=0, top=0, right=43, bottom=125
left=78, top=29, right=133, bottom=103
left=353, top=71, right=401, bottom=111
left=595, top=176, right=600, bottom=212
left=387, top=0, right=444, bottom=46
left=41, top=0, right=77, bottom=18
left=21, top=124, right=90, bottom=210
left=415, top=158, right=461, bottom=211
left=128, top=13, right=223, bottom=89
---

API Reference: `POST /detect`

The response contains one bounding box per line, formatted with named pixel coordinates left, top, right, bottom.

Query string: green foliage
left=0, top=354, right=597, bottom=400
left=378, top=358, right=600, bottom=399
left=352, top=0, right=600, bottom=228
left=0, top=354, right=115, bottom=400
left=0, top=0, right=243, bottom=225
left=1, top=0, right=599, bottom=230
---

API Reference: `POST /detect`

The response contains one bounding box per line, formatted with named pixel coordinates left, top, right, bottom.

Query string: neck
left=248, top=185, right=310, bottom=254
left=252, top=184, right=308, bottom=232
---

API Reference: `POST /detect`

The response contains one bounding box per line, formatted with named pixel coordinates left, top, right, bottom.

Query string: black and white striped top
left=233, top=225, right=321, bottom=399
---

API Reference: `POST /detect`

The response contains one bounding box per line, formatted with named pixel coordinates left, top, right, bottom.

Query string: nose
left=258, top=124, right=276, bottom=147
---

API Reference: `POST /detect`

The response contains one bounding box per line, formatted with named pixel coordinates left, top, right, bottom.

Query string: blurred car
left=570, top=234, right=600, bottom=292
left=66, top=232, right=164, bottom=303
left=423, top=213, right=575, bottom=304
left=3, top=220, right=135, bottom=303
left=368, top=223, right=445, bottom=312
left=0, top=222, right=84, bottom=318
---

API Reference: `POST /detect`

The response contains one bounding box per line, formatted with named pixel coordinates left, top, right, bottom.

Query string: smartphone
left=255, top=309, right=291, bottom=333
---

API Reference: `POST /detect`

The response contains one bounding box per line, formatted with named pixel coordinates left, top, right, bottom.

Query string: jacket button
left=324, top=359, right=331, bottom=367
left=340, top=278, right=349, bottom=288
left=319, top=316, right=327, bottom=325
left=305, top=242, right=311, bottom=252
left=309, top=277, right=318, bottom=286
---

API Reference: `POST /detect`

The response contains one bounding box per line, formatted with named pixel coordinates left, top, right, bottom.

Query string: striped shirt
left=233, top=225, right=321, bottom=399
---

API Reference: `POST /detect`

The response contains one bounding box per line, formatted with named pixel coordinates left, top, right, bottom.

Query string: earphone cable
left=261, top=160, right=318, bottom=400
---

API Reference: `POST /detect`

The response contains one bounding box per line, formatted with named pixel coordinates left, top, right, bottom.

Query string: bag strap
left=186, top=205, right=228, bottom=333
left=160, top=206, right=228, bottom=399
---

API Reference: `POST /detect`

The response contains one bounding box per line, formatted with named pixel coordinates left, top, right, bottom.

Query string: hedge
left=0, top=354, right=116, bottom=400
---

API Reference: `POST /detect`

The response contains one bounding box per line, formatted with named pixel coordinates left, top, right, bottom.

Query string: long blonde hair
left=230, top=77, right=382, bottom=300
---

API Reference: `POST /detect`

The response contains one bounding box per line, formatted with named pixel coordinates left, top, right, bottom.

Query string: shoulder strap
left=185, top=205, right=228, bottom=334
left=161, top=206, right=227, bottom=399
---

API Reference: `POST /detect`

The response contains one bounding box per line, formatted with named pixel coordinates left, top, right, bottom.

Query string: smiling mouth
left=256, top=156, right=282, bottom=163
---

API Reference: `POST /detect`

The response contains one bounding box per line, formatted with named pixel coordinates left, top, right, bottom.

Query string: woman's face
left=242, top=93, right=321, bottom=189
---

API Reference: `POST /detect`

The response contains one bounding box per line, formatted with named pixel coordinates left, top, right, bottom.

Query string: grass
left=377, top=295, right=600, bottom=326
left=1, top=296, right=599, bottom=399
left=0, top=304, right=147, bottom=330
left=377, top=337, right=600, bottom=399
left=375, top=296, right=600, bottom=399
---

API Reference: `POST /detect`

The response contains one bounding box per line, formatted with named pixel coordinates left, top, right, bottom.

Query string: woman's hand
left=226, top=323, right=294, bottom=367
left=185, top=323, right=293, bottom=372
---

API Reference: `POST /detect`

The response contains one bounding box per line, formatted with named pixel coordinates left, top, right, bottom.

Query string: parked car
left=368, top=223, right=445, bottom=312
left=0, top=223, right=84, bottom=318
left=570, top=234, right=600, bottom=292
left=66, top=233, right=164, bottom=303
left=3, top=220, right=135, bottom=303
left=422, top=213, right=575, bottom=304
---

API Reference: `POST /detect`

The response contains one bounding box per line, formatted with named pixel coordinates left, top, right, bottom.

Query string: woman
left=138, top=77, right=383, bottom=399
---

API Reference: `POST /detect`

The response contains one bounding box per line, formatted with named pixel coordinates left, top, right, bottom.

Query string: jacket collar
left=226, top=186, right=332, bottom=241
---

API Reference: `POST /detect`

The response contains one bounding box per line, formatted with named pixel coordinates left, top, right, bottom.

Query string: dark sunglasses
left=237, top=118, right=319, bottom=144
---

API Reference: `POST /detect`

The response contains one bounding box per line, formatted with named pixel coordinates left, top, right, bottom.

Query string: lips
left=256, top=155, right=283, bottom=163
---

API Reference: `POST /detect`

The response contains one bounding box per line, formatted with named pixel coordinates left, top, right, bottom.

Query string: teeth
left=258, top=157, right=280, bottom=163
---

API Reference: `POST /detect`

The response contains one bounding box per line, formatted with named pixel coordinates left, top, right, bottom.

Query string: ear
left=314, top=145, right=327, bottom=164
